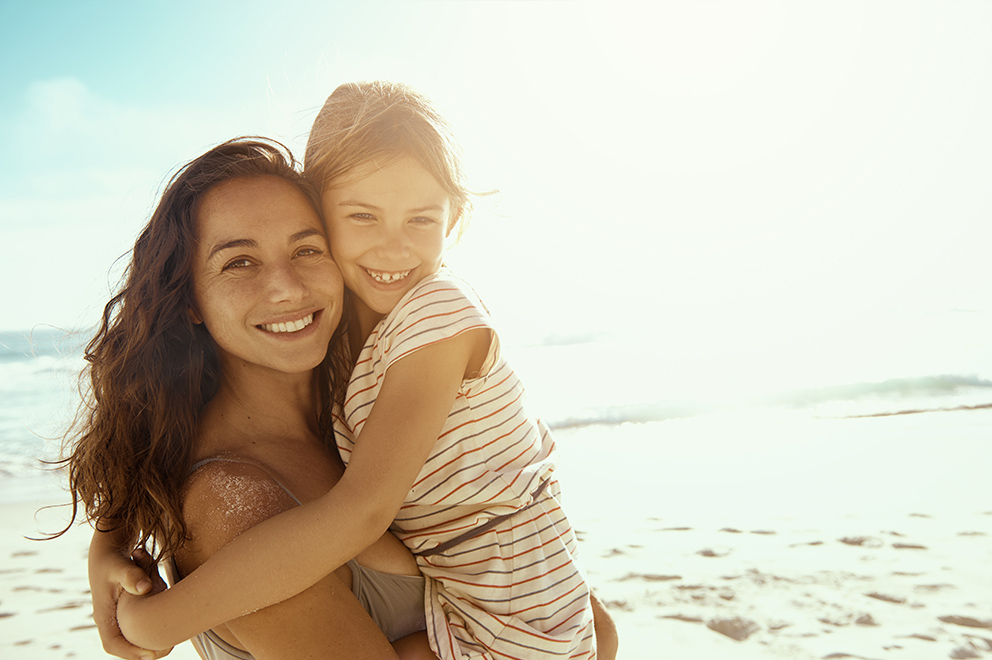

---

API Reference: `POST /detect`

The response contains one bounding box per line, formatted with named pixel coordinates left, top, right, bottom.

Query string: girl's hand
left=116, top=547, right=175, bottom=654
left=88, top=531, right=171, bottom=659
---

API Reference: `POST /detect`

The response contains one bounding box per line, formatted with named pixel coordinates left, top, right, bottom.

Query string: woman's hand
left=88, top=529, right=171, bottom=659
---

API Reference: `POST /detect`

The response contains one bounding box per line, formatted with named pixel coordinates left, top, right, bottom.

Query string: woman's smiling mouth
left=258, top=312, right=315, bottom=334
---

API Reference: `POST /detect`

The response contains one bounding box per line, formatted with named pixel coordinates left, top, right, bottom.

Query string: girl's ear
left=446, top=207, right=463, bottom=238
left=187, top=307, right=203, bottom=325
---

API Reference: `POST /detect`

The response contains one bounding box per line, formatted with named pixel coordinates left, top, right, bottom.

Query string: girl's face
left=191, top=175, right=344, bottom=377
left=321, top=156, right=455, bottom=327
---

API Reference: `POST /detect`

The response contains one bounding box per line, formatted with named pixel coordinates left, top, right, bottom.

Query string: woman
left=62, top=138, right=436, bottom=659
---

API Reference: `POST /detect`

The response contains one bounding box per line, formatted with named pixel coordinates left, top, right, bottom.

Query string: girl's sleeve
left=377, top=273, right=494, bottom=371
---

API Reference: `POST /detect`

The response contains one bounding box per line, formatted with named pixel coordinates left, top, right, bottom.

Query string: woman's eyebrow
left=206, top=229, right=323, bottom=261
left=207, top=238, right=257, bottom=261
left=290, top=228, right=324, bottom=242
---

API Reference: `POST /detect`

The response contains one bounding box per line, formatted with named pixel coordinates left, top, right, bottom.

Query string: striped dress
left=335, top=270, right=597, bottom=660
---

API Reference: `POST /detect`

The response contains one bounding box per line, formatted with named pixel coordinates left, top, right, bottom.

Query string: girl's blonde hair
left=304, top=81, right=472, bottom=231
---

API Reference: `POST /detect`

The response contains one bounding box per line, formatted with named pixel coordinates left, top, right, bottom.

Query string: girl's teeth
left=366, top=268, right=411, bottom=284
left=261, top=313, right=314, bottom=333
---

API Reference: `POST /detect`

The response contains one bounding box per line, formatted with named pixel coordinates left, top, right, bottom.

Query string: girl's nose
left=376, top=226, right=411, bottom=259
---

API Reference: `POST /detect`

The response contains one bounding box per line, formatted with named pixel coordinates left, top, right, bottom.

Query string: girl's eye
left=350, top=213, right=375, bottom=223
left=411, top=216, right=438, bottom=225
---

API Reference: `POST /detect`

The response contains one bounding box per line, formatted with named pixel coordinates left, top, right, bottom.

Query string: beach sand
left=2, top=407, right=989, bottom=659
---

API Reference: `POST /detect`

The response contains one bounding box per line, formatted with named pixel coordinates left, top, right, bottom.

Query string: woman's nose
left=265, top=262, right=307, bottom=302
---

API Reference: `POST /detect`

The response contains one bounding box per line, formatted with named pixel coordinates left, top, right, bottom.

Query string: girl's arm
left=87, top=523, right=169, bottom=660
left=157, top=460, right=402, bottom=660
left=117, top=328, right=490, bottom=651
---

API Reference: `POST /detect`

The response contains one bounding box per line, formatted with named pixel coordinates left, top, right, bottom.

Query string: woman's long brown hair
left=56, top=137, right=350, bottom=559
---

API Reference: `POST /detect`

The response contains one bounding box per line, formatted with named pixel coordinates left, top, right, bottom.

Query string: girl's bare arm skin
left=171, top=460, right=431, bottom=660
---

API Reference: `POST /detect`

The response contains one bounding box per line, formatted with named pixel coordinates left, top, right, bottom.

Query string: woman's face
left=190, top=175, right=343, bottom=377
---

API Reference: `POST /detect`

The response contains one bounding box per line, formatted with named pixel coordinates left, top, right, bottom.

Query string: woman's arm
left=161, top=460, right=403, bottom=660
left=87, top=523, right=169, bottom=660
left=117, top=329, right=489, bottom=650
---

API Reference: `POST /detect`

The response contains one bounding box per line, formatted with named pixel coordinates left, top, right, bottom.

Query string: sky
left=2, top=0, right=991, bottom=388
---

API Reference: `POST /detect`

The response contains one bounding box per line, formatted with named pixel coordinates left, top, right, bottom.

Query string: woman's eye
left=296, top=247, right=323, bottom=258
left=222, top=258, right=253, bottom=271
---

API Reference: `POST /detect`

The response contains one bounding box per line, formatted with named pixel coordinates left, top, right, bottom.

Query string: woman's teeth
left=260, top=313, right=314, bottom=334
left=365, top=268, right=411, bottom=284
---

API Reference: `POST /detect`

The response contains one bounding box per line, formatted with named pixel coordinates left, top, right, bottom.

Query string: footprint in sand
left=37, top=600, right=88, bottom=613
left=618, top=572, right=681, bottom=582
left=839, top=536, right=883, bottom=548
left=939, top=615, right=992, bottom=629
left=661, top=614, right=704, bottom=623
left=865, top=592, right=906, bottom=604
left=706, top=616, right=759, bottom=641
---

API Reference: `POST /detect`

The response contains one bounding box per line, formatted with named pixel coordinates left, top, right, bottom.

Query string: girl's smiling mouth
left=363, top=267, right=412, bottom=284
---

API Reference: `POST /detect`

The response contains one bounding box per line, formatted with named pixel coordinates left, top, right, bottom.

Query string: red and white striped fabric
left=336, top=270, right=596, bottom=660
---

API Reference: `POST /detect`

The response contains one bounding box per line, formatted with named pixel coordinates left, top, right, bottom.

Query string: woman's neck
left=201, top=362, right=319, bottom=454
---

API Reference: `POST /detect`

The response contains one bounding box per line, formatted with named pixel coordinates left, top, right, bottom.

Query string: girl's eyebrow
left=337, top=200, right=446, bottom=214
left=206, top=229, right=324, bottom=261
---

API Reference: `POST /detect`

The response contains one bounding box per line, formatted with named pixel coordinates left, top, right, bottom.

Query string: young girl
left=114, top=82, right=615, bottom=660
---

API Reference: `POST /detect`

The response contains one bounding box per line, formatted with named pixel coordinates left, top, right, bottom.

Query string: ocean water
left=0, top=329, right=87, bottom=490
left=3, top=320, right=991, bottom=504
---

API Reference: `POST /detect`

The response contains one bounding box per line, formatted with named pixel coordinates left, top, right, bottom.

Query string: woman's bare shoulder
left=177, top=458, right=298, bottom=572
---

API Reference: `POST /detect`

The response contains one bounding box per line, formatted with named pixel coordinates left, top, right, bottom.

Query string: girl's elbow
left=366, top=505, right=396, bottom=540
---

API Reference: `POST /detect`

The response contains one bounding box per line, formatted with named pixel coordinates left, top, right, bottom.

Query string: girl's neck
left=349, top=297, right=385, bottom=357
